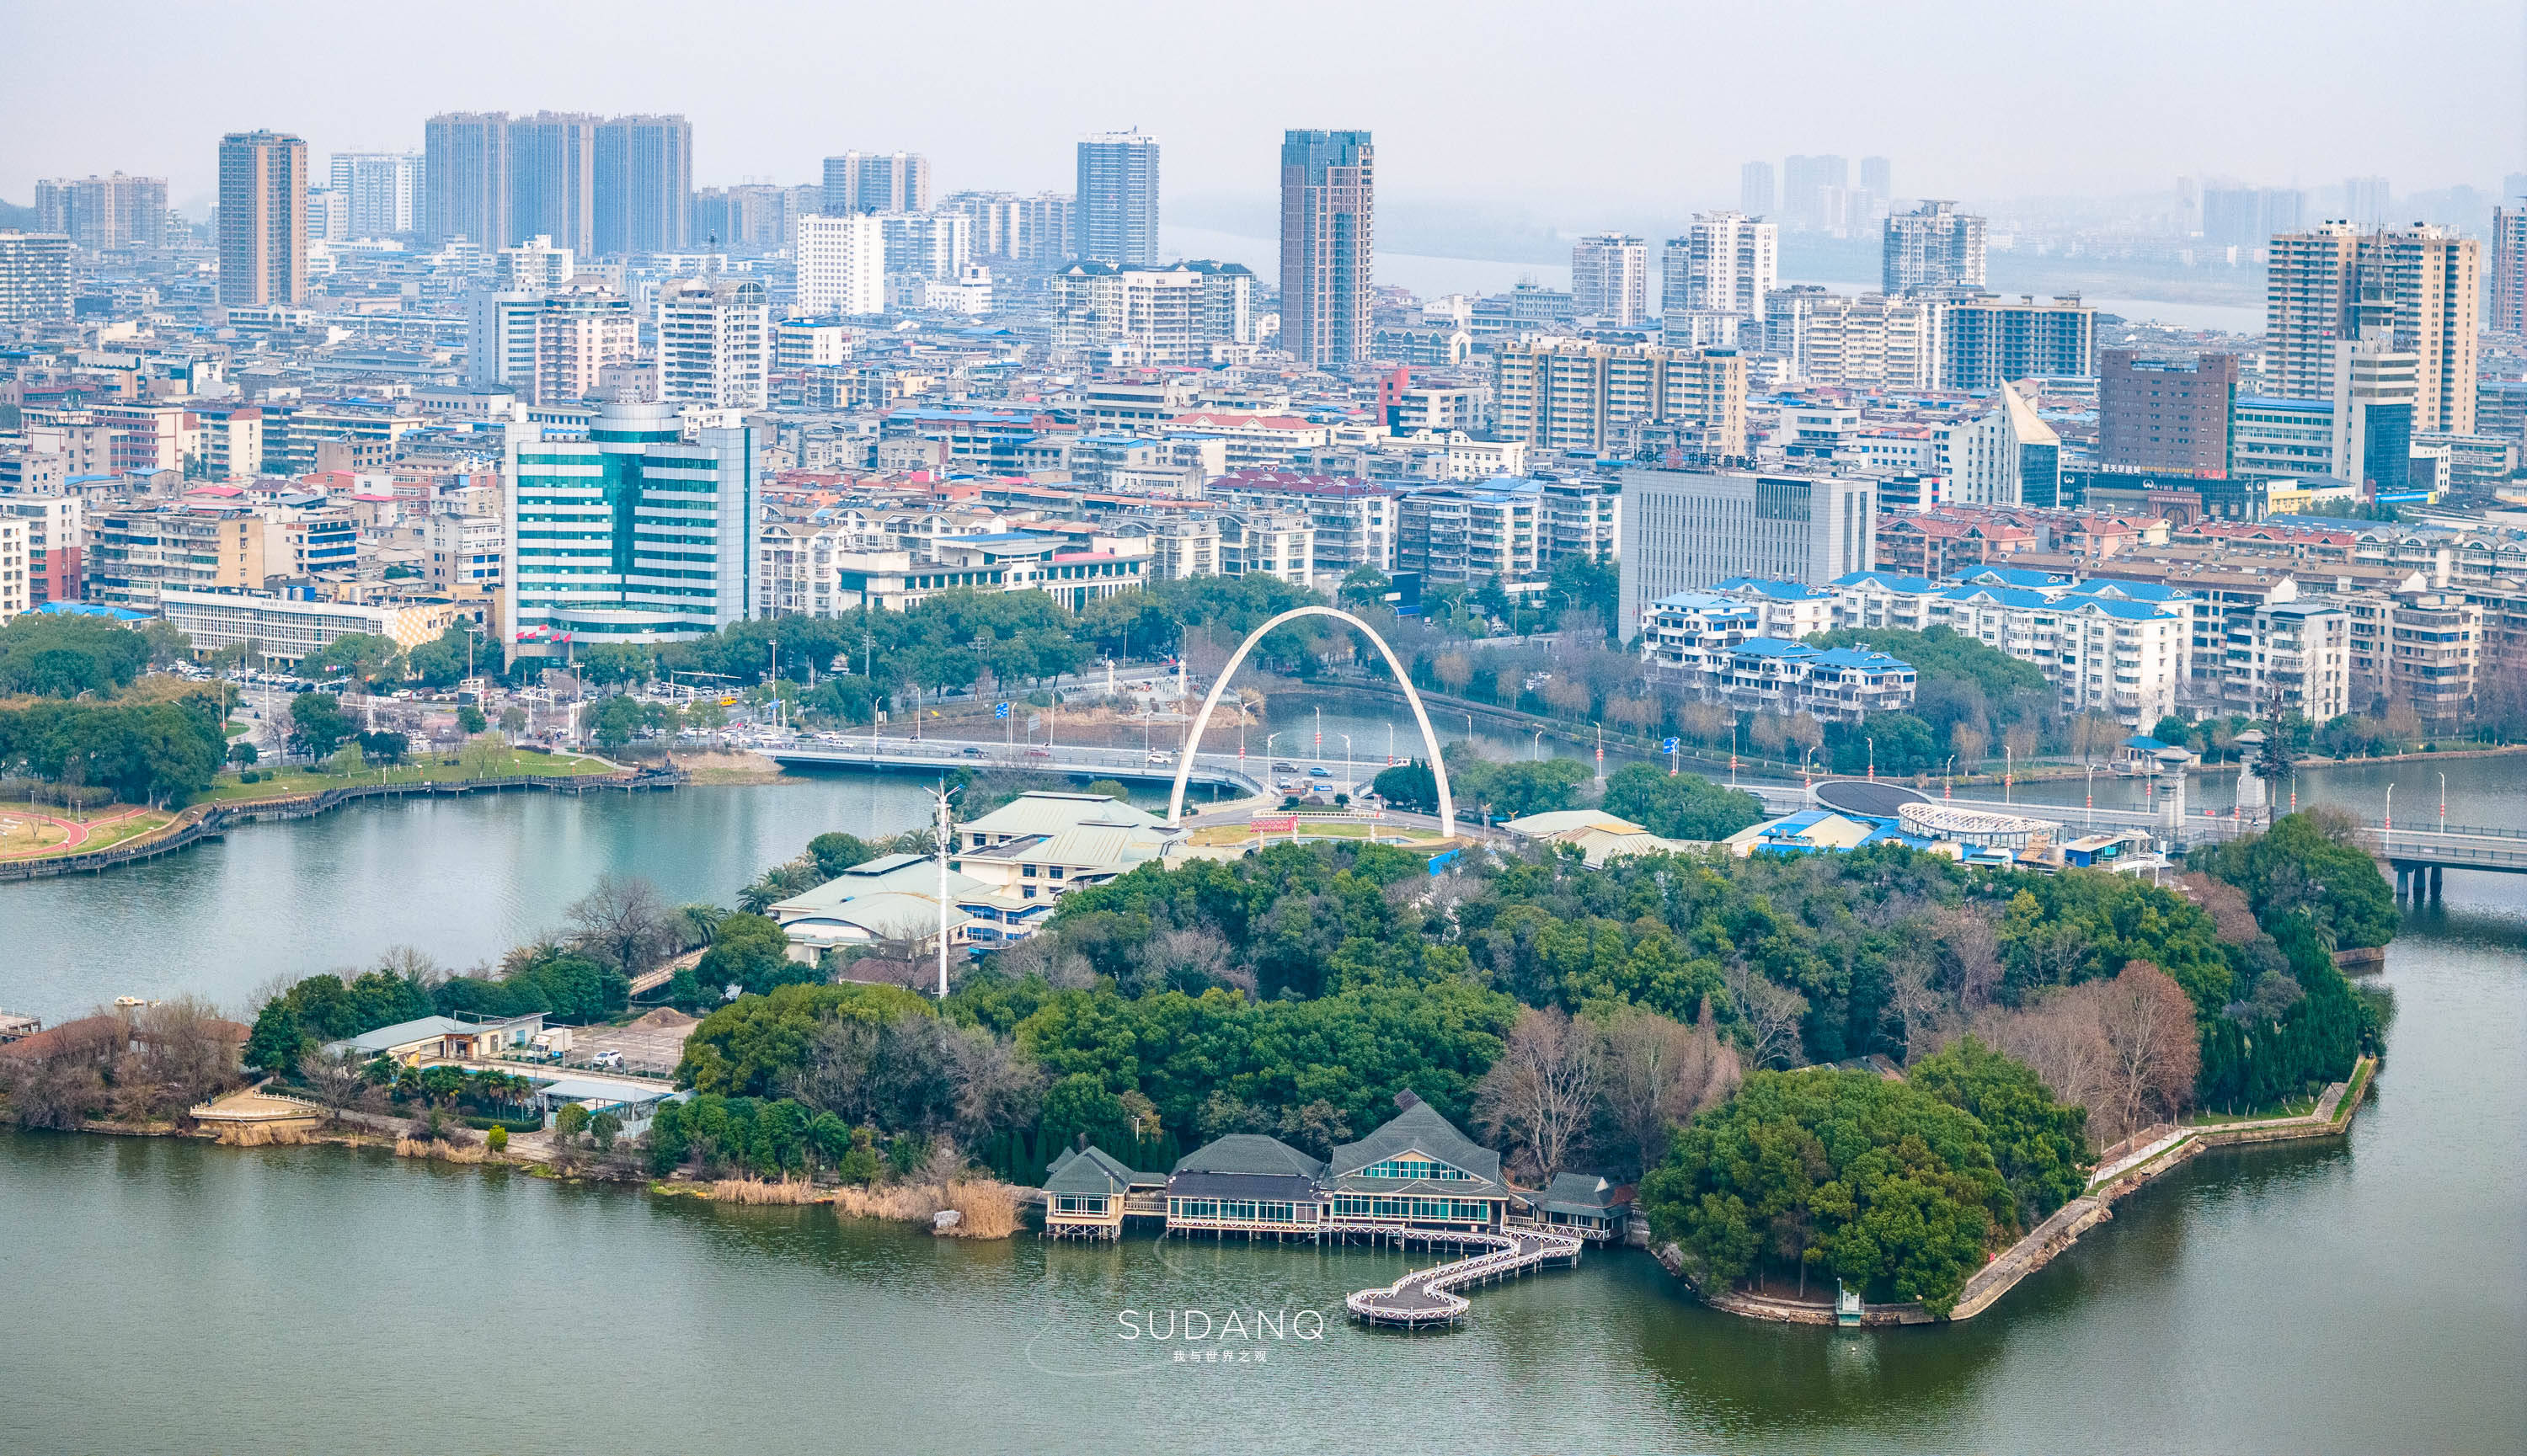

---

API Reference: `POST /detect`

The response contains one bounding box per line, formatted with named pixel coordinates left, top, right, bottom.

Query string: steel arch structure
left=1165, top=605, right=1456, bottom=830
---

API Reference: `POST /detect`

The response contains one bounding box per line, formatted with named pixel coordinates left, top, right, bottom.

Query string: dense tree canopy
left=0, top=694, right=227, bottom=806
left=1640, top=1068, right=2017, bottom=1315
left=0, top=612, right=151, bottom=697
left=1908, top=1037, right=2091, bottom=1225
left=247, top=970, right=436, bottom=1071
left=2189, top=813, right=2396, bottom=952
left=676, top=981, right=938, bottom=1097
left=1600, top=763, right=1766, bottom=840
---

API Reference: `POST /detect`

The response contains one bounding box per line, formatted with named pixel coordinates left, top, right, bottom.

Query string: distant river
left=3, top=868, right=2519, bottom=1453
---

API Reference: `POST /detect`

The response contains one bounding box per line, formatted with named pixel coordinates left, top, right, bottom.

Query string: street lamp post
left=2086, top=763, right=2097, bottom=826
left=1867, top=736, right=1876, bottom=781
left=1338, top=733, right=1353, bottom=797
left=2439, top=772, right=2446, bottom=835
left=1531, top=728, right=1544, bottom=761
left=1945, top=754, right=1955, bottom=800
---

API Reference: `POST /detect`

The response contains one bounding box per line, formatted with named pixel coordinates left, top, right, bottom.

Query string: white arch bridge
left=1165, top=606, right=1456, bottom=829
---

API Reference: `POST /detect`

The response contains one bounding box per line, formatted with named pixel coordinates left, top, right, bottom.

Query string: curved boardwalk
left=1341, top=1224, right=1584, bottom=1329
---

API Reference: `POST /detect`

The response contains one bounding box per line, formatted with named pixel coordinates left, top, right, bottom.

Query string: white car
left=590, top=1048, right=625, bottom=1069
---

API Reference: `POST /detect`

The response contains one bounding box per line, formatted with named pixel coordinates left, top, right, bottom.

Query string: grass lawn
left=0, top=801, right=179, bottom=860
left=198, top=749, right=613, bottom=803
left=2188, top=1096, right=2321, bottom=1126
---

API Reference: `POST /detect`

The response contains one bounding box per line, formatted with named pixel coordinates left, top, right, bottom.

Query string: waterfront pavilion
left=1043, top=1144, right=1166, bottom=1240
left=1532, top=1172, right=1632, bottom=1242
left=1324, top=1095, right=1520, bottom=1232
left=1164, top=1133, right=1330, bottom=1239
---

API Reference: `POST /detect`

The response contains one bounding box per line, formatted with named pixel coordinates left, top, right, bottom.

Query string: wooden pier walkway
left=1340, top=1224, right=1584, bottom=1328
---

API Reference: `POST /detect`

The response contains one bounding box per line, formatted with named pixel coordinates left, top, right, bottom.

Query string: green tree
left=1638, top=1069, right=2015, bottom=1315
left=675, top=981, right=937, bottom=1097
left=2189, top=813, right=2395, bottom=952
left=0, top=612, right=151, bottom=696
left=405, top=627, right=472, bottom=691
left=592, top=694, right=645, bottom=750
left=1908, top=1037, right=2092, bottom=1225
left=303, top=632, right=407, bottom=689
left=286, top=693, right=351, bottom=758
left=1600, top=763, right=1766, bottom=839
left=456, top=704, right=488, bottom=734
left=693, top=912, right=812, bottom=999
left=1082, top=779, right=1131, bottom=803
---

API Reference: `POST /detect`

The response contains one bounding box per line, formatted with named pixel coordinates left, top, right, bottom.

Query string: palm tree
left=677, top=903, right=729, bottom=948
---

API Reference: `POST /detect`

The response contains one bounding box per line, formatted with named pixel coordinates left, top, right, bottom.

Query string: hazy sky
left=3, top=0, right=2518, bottom=217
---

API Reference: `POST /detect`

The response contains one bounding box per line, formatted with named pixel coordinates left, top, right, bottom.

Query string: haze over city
left=3, top=0, right=2519, bottom=221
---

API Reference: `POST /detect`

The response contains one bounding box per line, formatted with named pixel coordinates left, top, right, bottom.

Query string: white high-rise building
left=330, top=152, right=424, bottom=237
left=1882, top=200, right=1987, bottom=292
left=1663, top=211, right=1777, bottom=318
left=1570, top=233, right=1649, bottom=326
left=794, top=213, right=885, bottom=317
left=1049, top=260, right=1255, bottom=364
left=1764, top=287, right=1942, bottom=389
left=655, top=276, right=770, bottom=410
left=505, top=396, right=756, bottom=657
left=1616, top=466, right=1877, bottom=633
left=878, top=211, right=971, bottom=280
left=497, top=234, right=574, bottom=291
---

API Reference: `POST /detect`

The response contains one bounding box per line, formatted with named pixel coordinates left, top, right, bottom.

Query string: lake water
left=3, top=870, right=2519, bottom=1453
left=0, top=685, right=2512, bottom=1021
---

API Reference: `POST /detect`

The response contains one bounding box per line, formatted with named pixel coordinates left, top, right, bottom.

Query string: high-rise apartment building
left=595, top=114, right=692, bottom=255
left=425, top=112, right=509, bottom=245
left=1491, top=340, right=1747, bottom=457
left=655, top=277, right=770, bottom=410
left=532, top=283, right=638, bottom=407
left=2332, top=294, right=2417, bottom=495
left=2266, top=221, right=2479, bottom=433
left=424, top=111, right=690, bottom=253
left=1763, top=288, right=1941, bottom=389
left=1938, top=294, right=2097, bottom=388
left=504, top=396, right=756, bottom=655
left=1782, top=155, right=1849, bottom=232
left=2204, top=187, right=2305, bottom=249
left=1049, top=260, right=1255, bottom=364
left=1663, top=211, right=1776, bottom=318
left=1616, top=466, right=1877, bottom=632
left=821, top=152, right=931, bottom=216
left=1860, top=157, right=1893, bottom=204
left=941, top=189, right=1079, bottom=267
left=1569, top=233, right=1649, bottom=325
left=1883, top=200, right=1986, bottom=291
left=2343, top=176, right=2391, bottom=229
left=0, top=233, right=74, bottom=322
left=2097, top=348, right=2239, bottom=477
left=329, top=152, right=424, bottom=237
left=496, top=234, right=574, bottom=291
left=1279, top=129, right=1375, bottom=367
left=2492, top=205, right=2527, bottom=335
left=216, top=131, right=308, bottom=306
left=1740, top=161, right=1776, bottom=217
left=877, top=212, right=971, bottom=280
left=504, top=111, right=598, bottom=254
left=1075, top=130, right=1162, bottom=267
left=34, top=173, right=168, bottom=249
left=794, top=213, right=886, bottom=317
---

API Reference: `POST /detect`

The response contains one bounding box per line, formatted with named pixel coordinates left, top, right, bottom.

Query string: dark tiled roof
left=1043, top=1144, right=1161, bottom=1195
left=1172, top=1133, right=1327, bottom=1180
left=1166, top=1171, right=1326, bottom=1202
left=1325, top=1099, right=1508, bottom=1195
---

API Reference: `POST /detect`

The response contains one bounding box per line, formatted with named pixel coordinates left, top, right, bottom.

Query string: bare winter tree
left=948, top=1025, right=1046, bottom=1142
left=566, top=872, right=677, bottom=978
left=1130, top=924, right=1249, bottom=998
left=373, top=944, right=446, bottom=987
left=1723, top=963, right=1810, bottom=1069
left=1598, top=1005, right=1741, bottom=1175
left=1882, top=942, right=1947, bottom=1064
left=297, top=1050, right=372, bottom=1121
left=2090, top=960, right=2201, bottom=1139
left=1473, top=1005, right=1601, bottom=1179
left=1934, top=904, right=2005, bottom=1011
left=788, top=1018, right=883, bottom=1124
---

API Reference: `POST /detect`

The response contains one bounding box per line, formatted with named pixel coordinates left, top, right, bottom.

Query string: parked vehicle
left=590, top=1048, right=625, bottom=1069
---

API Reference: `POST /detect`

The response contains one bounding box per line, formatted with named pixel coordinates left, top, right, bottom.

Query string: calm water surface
left=3, top=879, right=2519, bottom=1453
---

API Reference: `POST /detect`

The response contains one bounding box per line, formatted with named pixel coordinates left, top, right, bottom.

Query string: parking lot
left=571, top=1010, right=699, bottom=1075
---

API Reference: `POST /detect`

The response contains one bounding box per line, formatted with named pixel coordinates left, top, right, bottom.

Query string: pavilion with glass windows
left=1042, top=1143, right=1166, bottom=1240
left=1162, top=1133, right=1331, bottom=1240
left=1322, top=1094, right=1520, bottom=1233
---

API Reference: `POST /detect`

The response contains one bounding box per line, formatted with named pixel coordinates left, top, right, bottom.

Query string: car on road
left=1307, top=766, right=1332, bottom=777
left=1147, top=751, right=1174, bottom=765
left=1271, top=761, right=1297, bottom=772
left=960, top=746, right=986, bottom=757
left=1274, top=778, right=1295, bottom=790
left=1026, top=747, right=1053, bottom=758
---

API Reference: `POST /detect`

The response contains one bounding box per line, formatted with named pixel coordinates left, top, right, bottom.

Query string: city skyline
left=3, top=0, right=2518, bottom=217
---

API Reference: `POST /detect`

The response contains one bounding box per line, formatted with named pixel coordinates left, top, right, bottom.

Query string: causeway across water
left=1342, top=1224, right=1586, bottom=1328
